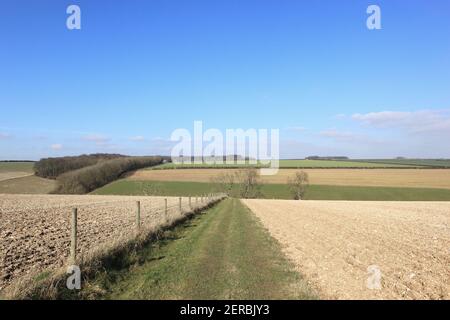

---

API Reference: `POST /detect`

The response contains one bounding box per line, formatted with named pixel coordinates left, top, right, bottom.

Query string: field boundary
left=1, top=195, right=227, bottom=299
left=94, top=179, right=450, bottom=201
left=242, top=199, right=450, bottom=299
left=151, top=166, right=433, bottom=170
left=0, top=173, right=33, bottom=182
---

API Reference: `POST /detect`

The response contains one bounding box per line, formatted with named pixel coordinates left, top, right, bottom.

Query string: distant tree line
left=305, top=156, right=349, bottom=160
left=34, top=154, right=125, bottom=179
left=174, top=154, right=253, bottom=163
left=54, top=156, right=165, bottom=194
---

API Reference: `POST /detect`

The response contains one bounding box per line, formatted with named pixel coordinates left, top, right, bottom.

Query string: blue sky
left=1, top=0, right=449, bottom=160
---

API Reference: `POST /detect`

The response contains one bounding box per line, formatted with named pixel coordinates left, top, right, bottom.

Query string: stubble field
left=0, top=194, right=208, bottom=292
left=0, top=162, right=34, bottom=182
left=129, top=168, right=450, bottom=189
left=242, top=199, right=450, bottom=300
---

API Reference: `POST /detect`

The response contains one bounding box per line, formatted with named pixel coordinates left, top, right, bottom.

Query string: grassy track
left=93, top=180, right=450, bottom=201
left=84, top=199, right=315, bottom=300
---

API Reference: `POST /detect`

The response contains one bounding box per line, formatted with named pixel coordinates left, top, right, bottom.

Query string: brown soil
left=0, top=194, right=207, bottom=292
left=242, top=199, right=450, bottom=300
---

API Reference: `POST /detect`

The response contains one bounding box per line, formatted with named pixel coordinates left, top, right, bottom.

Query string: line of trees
left=212, top=169, right=309, bottom=200
left=305, top=156, right=349, bottom=160
left=54, top=156, right=165, bottom=194
left=34, top=154, right=125, bottom=179
left=211, top=168, right=263, bottom=199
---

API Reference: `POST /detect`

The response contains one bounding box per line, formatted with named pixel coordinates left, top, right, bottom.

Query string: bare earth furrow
left=0, top=194, right=215, bottom=292
left=242, top=199, right=450, bottom=300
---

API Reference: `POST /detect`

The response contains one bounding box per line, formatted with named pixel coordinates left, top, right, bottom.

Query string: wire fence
left=0, top=193, right=226, bottom=291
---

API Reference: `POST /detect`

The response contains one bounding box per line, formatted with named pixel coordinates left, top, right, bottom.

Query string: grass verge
left=74, top=198, right=316, bottom=299
left=1, top=198, right=224, bottom=300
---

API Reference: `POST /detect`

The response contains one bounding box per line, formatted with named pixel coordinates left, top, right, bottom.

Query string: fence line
left=68, top=193, right=226, bottom=265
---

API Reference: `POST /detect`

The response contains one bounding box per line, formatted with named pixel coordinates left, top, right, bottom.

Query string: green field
left=0, top=162, right=34, bottom=173
left=151, top=161, right=264, bottom=169
left=0, top=175, right=56, bottom=194
left=151, top=159, right=420, bottom=169
left=278, top=159, right=417, bottom=168
left=348, top=159, right=450, bottom=168
left=75, top=199, right=315, bottom=300
left=93, top=180, right=450, bottom=201
left=0, top=162, right=54, bottom=194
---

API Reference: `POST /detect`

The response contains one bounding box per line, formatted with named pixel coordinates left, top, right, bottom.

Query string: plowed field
left=0, top=194, right=212, bottom=291
left=242, top=199, right=450, bottom=299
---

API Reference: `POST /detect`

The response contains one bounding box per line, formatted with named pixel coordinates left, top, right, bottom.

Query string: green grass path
left=93, top=199, right=315, bottom=300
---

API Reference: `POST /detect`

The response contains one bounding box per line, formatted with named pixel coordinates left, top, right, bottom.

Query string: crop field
left=152, top=159, right=419, bottom=169
left=153, top=161, right=264, bottom=169
left=0, top=162, right=34, bottom=182
left=0, top=175, right=56, bottom=194
left=0, top=194, right=217, bottom=293
left=277, top=160, right=417, bottom=168
left=0, top=162, right=54, bottom=194
left=0, top=162, right=34, bottom=172
left=349, top=159, right=450, bottom=168
left=128, top=168, right=450, bottom=189
left=94, top=180, right=450, bottom=201
left=242, top=199, right=450, bottom=300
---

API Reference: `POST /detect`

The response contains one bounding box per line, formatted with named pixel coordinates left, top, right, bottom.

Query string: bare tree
left=235, top=168, right=262, bottom=199
left=211, top=172, right=236, bottom=195
left=287, top=171, right=309, bottom=200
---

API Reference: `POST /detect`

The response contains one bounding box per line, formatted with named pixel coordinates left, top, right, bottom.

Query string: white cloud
left=50, top=144, right=63, bottom=150
left=130, top=135, right=145, bottom=141
left=352, top=110, right=450, bottom=134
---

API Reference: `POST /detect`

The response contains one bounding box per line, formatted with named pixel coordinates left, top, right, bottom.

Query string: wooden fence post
left=164, top=198, right=168, bottom=222
left=179, top=197, right=182, bottom=213
left=136, top=201, right=141, bottom=232
left=70, top=208, right=77, bottom=264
